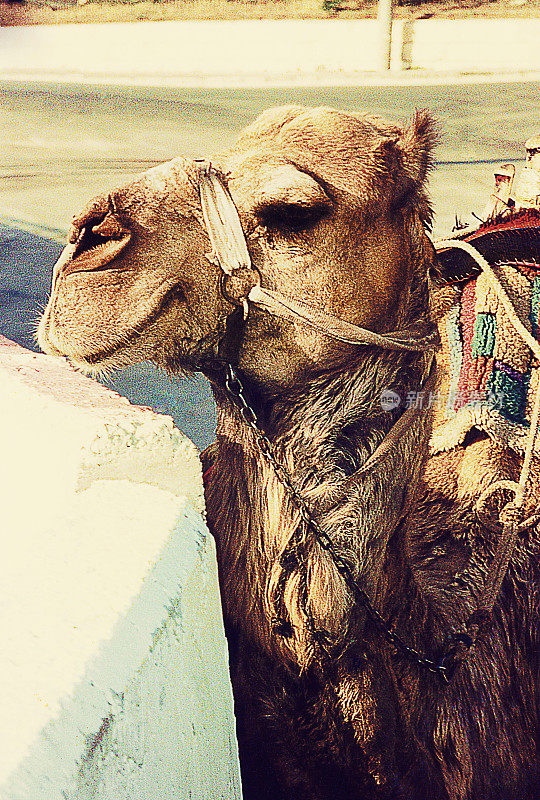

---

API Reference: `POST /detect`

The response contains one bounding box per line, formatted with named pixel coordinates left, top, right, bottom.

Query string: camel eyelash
left=256, top=201, right=330, bottom=232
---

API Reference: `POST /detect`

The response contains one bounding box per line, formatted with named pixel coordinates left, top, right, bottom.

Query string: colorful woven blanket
left=431, top=209, right=540, bottom=455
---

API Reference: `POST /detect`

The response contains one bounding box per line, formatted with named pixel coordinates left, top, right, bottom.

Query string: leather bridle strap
left=248, top=285, right=439, bottom=351
left=197, top=161, right=252, bottom=277
left=197, top=161, right=437, bottom=354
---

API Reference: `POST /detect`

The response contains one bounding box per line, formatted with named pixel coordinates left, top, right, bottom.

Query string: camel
left=38, top=106, right=540, bottom=800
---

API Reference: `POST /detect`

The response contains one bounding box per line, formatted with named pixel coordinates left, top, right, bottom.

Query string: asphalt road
left=2, top=79, right=538, bottom=449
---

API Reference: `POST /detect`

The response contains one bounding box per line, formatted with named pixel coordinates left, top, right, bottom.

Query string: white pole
left=377, top=0, right=393, bottom=71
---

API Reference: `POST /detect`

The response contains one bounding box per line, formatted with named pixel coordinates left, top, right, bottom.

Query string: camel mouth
left=39, top=274, right=190, bottom=376
left=82, top=282, right=189, bottom=367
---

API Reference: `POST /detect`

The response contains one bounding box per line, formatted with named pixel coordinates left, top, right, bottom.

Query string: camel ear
left=372, top=112, right=437, bottom=226
left=397, top=110, right=438, bottom=187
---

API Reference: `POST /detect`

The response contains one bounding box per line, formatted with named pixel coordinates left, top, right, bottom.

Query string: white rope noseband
left=197, top=162, right=252, bottom=277
left=247, top=285, right=439, bottom=351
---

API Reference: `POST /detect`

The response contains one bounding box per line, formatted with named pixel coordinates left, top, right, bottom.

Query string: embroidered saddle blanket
left=430, top=208, right=540, bottom=455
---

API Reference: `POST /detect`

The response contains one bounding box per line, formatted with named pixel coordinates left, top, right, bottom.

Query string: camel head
left=38, top=106, right=437, bottom=390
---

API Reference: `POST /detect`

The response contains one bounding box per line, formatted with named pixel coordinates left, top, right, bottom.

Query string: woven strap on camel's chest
left=432, top=209, right=540, bottom=455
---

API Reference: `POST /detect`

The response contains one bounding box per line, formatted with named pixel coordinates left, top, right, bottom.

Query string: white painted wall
left=411, top=19, right=540, bottom=72
left=1, top=19, right=539, bottom=85
left=0, top=20, right=385, bottom=80
left=0, top=336, right=241, bottom=800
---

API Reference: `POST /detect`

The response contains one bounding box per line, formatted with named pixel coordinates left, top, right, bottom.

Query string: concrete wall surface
left=411, top=19, right=540, bottom=72
left=1, top=19, right=539, bottom=84
left=0, top=337, right=242, bottom=800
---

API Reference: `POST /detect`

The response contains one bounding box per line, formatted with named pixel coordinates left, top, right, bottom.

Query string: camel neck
left=204, top=348, right=434, bottom=665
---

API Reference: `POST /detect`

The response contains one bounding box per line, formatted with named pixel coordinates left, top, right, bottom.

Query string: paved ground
left=2, top=79, right=538, bottom=449
left=3, top=19, right=540, bottom=79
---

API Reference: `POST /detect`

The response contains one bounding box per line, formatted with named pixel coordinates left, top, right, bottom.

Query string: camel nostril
left=61, top=223, right=132, bottom=277
left=72, top=222, right=109, bottom=261
left=91, top=210, right=130, bottom=240
left=65, top=209, right=131, bottom=268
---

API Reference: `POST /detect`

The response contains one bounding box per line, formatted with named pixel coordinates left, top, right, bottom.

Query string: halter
left=197, top=159, right=438, bottom=478
left=196, top=160, right=439, bottom=353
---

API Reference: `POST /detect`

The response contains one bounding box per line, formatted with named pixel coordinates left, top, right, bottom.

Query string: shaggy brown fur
left=38, top=106, right=540, bottom=799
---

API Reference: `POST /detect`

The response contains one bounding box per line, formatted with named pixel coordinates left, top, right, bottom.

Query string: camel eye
left=256, top=201, right=329, bottom=232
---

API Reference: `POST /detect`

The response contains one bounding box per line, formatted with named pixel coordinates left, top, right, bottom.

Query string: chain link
left=224, top=363, right=469, bottom=684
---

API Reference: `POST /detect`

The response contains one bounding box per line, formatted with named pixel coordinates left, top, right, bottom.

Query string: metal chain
left=224, top=364, right=471, bottom=684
